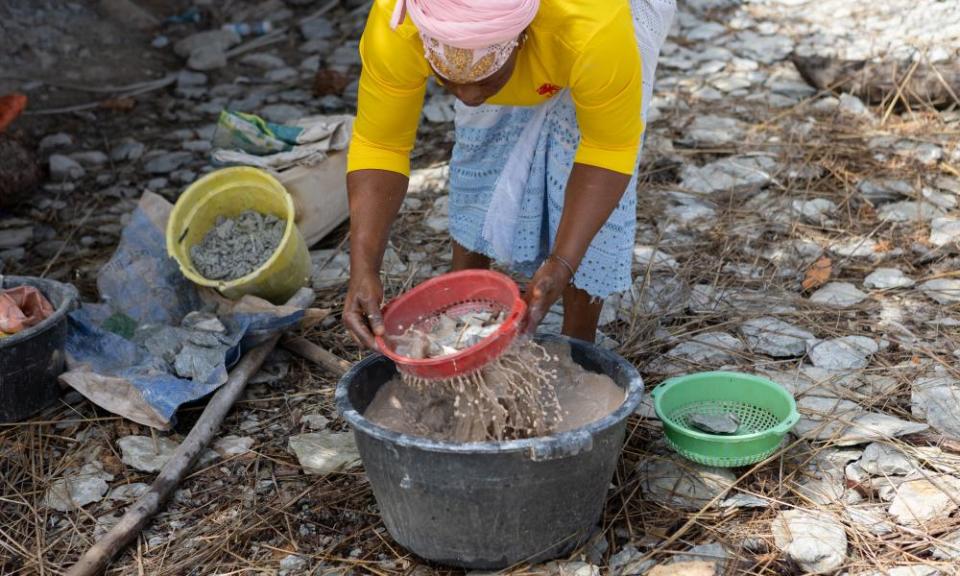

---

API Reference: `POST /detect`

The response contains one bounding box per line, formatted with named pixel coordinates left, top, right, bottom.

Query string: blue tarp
left=61, top=192, right=305, bottom=429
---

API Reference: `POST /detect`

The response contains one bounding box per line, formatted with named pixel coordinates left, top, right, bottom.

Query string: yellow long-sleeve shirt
left=347, top=0, right=643, bottom=177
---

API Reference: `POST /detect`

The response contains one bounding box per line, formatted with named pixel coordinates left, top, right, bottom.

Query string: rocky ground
left=3, top=0, right=960, bottom=574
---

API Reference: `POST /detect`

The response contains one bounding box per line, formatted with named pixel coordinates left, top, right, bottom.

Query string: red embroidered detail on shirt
left=536, top=83, right=561, bottom=97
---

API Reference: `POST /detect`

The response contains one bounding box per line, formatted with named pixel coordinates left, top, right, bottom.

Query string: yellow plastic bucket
left=166, top=166, right=311, bottom=304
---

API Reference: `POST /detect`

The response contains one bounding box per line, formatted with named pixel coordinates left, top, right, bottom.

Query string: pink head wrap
left=390, top=0, right=540, bottom=83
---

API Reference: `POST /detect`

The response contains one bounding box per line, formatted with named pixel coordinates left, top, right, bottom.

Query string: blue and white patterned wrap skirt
left=447, top=0, right=676, bottom=299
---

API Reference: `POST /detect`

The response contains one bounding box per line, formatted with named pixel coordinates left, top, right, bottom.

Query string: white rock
left=794, top=396, right=928, bottom=446
left=423, top=94, right=457, bottom=123
left=889, top=475, right=960, bottom=526
left=424, top=195, right=449, bottom=233
left=118, top=435, right=179, bottom=473
left=930, top=217, right=960, bottom=247
left=44, top=462, right=113, bottom=512
left=680, top=155, right=777, bottom=195
left=279, top=553, right=308, bottom=573
left=808, top=336, right=879, bottom=370
left=39, top=132, right=73, bottom=153
left=310, top=249, right=350, bottom=289
left=647, top=332, right=744, bottom=375
left=633, top=245, right=678, bottom=271
left=931, top=529, right=960, bottom=559
left=265, top=67, right=298, bottom=83
left=288, top=431, right=360, bottom=475
left=674, top=542, right=729, bottom=569
left=830, top=237, right=879, bottom=258
left=838, top=93, right=873, bottom=118
left=920, top=279, right=960, bottom=304
left=685, top=22, right=727, bottom=41
left=878, top=201, right=945, bottom=222
left=680, top=115, right=745, bottom=147
left=843, top=505, right=896, bottom=535
left=911, top=376, right=960, bottom=439
left=609, top=545, right=653, bottom=576
left=110, top=138, right=145, bottom=162
left=809, top=282, right=868, bottom=308
left=894, top=140, right=943, bottom=165
left=771, top=510, right=847, bottom=574
left=740, top=316, right=814, bottom=358
left=49, top=154, right=85, bottom=180
left=259, top=104, right=305, bottom=124
left=720, top=492, right=770, bottom=509
left=143, top=151, right=192, bottom=174
left=859, top=442, right=917, bottom=476
left=637, top=457, right=735, bottom=511
left=301, top=413, right=330, bottom=430
left=791, top=198, right=837, bottom=223
left=239, top=53, right=287, bottom=70
left=174, top=29, right=240, bottom=59
left=188, top=45, right=228, bottom=71
left=106, top=482, right=150, bottom=501
left=858, top=178, right=913, bottom=203
left=864, top=268, right=915, bottom=289
left=69, top=151, right=109, bottom=167
left=213, top=435, right=254, bottom=456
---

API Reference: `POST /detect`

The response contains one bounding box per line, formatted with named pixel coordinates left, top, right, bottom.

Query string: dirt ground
left=3, top=0, right=960, bottom=575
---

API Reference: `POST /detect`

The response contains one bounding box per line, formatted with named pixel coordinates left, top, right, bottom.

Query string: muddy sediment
left=190, top=210, right=285, bottom=281
left=365, top=340, right=625, bottom=442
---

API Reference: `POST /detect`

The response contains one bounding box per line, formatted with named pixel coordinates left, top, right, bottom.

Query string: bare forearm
left=347, top=169, right=409, bottom=275
left=553, top=163, right=632, bottom=270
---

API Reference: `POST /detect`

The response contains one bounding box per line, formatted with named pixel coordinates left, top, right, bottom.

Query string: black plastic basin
left=335, top=335, right=643, bottom=569
left=0, top=276, right=78, bottom=422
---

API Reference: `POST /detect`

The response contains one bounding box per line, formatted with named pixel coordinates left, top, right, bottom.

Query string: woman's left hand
left=522, top=257, right=574, bottom=334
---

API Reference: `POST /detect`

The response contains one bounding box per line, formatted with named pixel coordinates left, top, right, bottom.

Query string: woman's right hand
left=343, top=269, right=385, bottom=351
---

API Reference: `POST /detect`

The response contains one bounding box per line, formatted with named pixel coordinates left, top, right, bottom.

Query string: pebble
left=838, top=93, right=873, bottom=118
left=110, top=139, right=145, bottom=163
left=911, top=375, right=960, bottom=439
left=808, top=336, right=879, bottom=370
left=739, top=316, right=814, bottom=358
left=929, top=217, right=960, bottom=247
left=809, top=282, right=868, bottom=308
left=44, top=462, right=113, bottom=512
left=299, top=17, right=335, bottom=41
left=299, top=38, right=331, bottom=54
left=239, top=53, right=287, bottom=70
left=680, top=154, right=776, bottom=195
left=637, top=457, right=735, bottom=511
left=181, top=140, right=210, bottom=153
left=188, top=46, right=228, bottom=71
left=878, top=200, right=945, bottom=222
left=889, top=475, right=960, bottom=526
left=680, top=114, right=745, bottom=147
left=174, top=29, right=240, bottom=59
left=920, top=279, right=960, bottom=304
left=863, top=267, right=915, bottom=289
left=259, top=104, right=305, bottom=124
left=170, top=169, right=196, bottom=185
left=771, top=510, right=847, bottom=573
left=213, top=435, right=254, bottom=457
left=288, top=431, right=361, bottom=475
left=118, top=435, right=179, bottom=473
left=49, top=154, right=85, bottom=180
left=264, top=67, right=299, bottom=83
left=858, top=442, right=917, bottom=476
left=39, top=132, right=74, bottom=153
left=69, top=150, right=108, bottom=167
left=858, top=178, right=913, bottom=203
left=143, top=151, right=193, bottom=174
left=0, top=227, right=34, bottom=249
left=687, top=412, right=740, bottom=434
left=176, top=70, right=208, bottom=87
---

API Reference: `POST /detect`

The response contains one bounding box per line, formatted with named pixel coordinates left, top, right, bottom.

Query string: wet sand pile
left=190, top=210, right=285, bottom=281
left=365, top=340, right=624, bottom=442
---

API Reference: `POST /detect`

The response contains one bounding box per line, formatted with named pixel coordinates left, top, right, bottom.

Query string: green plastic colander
left=651, top=371, right=800, bottom=468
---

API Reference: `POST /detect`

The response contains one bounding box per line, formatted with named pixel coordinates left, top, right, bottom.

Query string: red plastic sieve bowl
left=375, top=270, right=527, bottom=380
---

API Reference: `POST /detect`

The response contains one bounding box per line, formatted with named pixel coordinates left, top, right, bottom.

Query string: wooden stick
left=281, top=335, right=349, bottom=377
left=66, top=288, right=315, bottom=576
